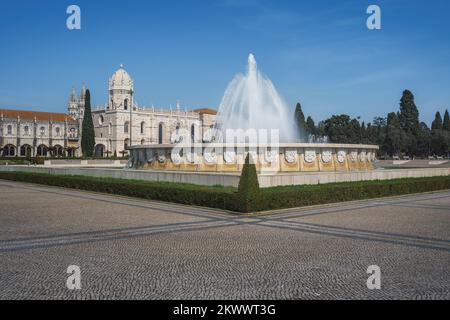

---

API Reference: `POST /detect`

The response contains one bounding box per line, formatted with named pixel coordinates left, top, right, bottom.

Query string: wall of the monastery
left=0, top=119, right=79, bottom=157
left=92, top=109, right=207, bottom=155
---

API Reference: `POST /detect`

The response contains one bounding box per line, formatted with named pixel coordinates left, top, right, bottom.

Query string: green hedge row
left=0, top=171, right=449, bottom=213
left=256, top=176, right=450, bottom=211
left=0, top=171, right=241, bottom=211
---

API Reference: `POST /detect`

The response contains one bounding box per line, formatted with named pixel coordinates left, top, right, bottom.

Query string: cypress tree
left=294, top=102, right=307, bottom=142
left=443, top=110, right=450, bottom=157
left=443, top=110, right=450, bottom=131
left=431, top=112, right=443, bottom=131
left=81, top=89, right=96, bottom=158
left=431, top=111, right=446, bottom=155
left=398, top=90, right=420, bottom=134
left=238, top=153, right=260, bottom=212
left=306, top=116, right=316, bottom=137
left=398, top=90, right=420, bottom=155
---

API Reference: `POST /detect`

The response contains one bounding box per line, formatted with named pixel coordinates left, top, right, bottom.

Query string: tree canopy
left=294, top=89, right=449, bottom=158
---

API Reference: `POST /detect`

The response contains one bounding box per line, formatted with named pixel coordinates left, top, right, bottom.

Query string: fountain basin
left=128, top=143, right=379, bottom=173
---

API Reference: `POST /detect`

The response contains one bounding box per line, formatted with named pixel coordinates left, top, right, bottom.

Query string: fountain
left=128, top=54, right=378, bottom=185
left=214, top=54, right=298, bottom=143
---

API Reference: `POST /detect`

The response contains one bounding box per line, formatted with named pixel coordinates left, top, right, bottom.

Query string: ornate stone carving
left=350, top=151, right=358, bottom=162
left=264, top=150, right=278, bottom=164
left=157, top=151, right=166, bottom=163
left=285, top=149, right=298, bottom=164
left=171, top=151, right=182, bottom=165
left=337, top=151, right=346, bottom=163
left=186, top=152, right=196, bottom=164
left=321, top=150, right=332, bottom=164
left=359, top=151, right=366, bottom=162
left=223, top=151, right=236, bottom=164
left=204, top=151, right=217, bottom=164
left=304, top=150, right=316, bottom=163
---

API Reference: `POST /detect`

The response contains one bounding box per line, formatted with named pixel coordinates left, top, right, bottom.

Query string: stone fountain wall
left=128, top=143, right=379, bottom=173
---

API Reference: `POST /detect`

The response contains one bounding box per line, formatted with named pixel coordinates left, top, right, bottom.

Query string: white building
left=1, top=65, right=217, bottom=158
left=0, top=109, right=80, bottom=158
left=91, top=65, right=216, bottom=157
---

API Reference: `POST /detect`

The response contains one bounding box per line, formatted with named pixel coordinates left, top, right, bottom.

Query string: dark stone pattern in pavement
left=0, top=180, right=449, bottom=299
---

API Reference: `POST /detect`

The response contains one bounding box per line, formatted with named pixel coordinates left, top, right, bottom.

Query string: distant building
left=0, top=109, right=80, bottom=157
left=0, top=65, right=217, bottom=158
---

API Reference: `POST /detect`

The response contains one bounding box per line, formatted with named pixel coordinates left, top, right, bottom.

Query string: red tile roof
left=192, top=108, right=217, bottom=115
left=0, top=109, right=77, bottom=123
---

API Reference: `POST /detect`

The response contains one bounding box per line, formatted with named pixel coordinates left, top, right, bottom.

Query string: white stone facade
left=0, top=110, right=80, bottom=157
left=0, top=65, right=216, bottom=158
left=87, top=65, right=216, bottom=157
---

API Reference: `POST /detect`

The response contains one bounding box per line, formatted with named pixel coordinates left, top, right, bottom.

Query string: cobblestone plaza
left=0, top=180, right=449, bottom=299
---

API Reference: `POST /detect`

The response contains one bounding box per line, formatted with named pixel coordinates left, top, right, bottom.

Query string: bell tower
left=68, top=87, right=79, bottom=119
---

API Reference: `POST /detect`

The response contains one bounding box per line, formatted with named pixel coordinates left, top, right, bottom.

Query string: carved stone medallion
left=157, top=151, right=166, bottom=163
left=285, top=150, right=298, bottom=164
left=204, top=152, right=217, bottom=164
left=304, top=150, right=316, bottom=164
left=171, top=152, right=182, bottom=165
left=337, top=151, right=346, bottom=163
left=359, top=152, right=366, bottom=162
left=321, top=150, right=332, bottom=164
left=223, top=151, right=236, bottom=164
left=264, top=150, right=278, bottom=163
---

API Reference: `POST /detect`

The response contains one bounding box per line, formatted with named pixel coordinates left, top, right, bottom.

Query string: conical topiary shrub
left=238, top=153, right=260, bottom=212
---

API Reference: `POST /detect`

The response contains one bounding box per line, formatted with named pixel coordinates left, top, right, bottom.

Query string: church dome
left=109, top=64, right=133, bottom=91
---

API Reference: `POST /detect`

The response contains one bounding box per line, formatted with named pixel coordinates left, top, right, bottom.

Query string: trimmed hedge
left=0, top=171, right=449, bottom=213
left=0, top=171, right=240, bottom=211
left=256, top=176, right=450, bottom=212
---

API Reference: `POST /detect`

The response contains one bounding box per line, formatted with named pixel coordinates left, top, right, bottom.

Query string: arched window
left=158, top=123, right=163, bottom=144
left=141, top=139, right=145, bottom=145
left=108, top=123, right=112, bottom=135
left=69, top=127, right=76, bottom=138
left=55, top=127, right=61, bottom=137
left=37, top=145, right=48, bottom=157
left=140, top=122, right=145, bottom=134
left=99, top=115, right=104, bottom=125
left=124, top=121, right=129, bottom=134
left=24, top=126, right=30, bottom=136
left=95, top=144, right=106, bottom=158
left=191, top=124, right=195, bottom=143
left=124, top=138, right=130, bottom=150
left=53, top=145, right=64, bottom=157
left=40, top=126, right=45, bottom=136
left=124, top=99, right=128, bottom=110
left=3, top=144, right=15, bottom=157
left=7, top=125, right=12, bottom=135
left=20, top=145, right=32, bottom=157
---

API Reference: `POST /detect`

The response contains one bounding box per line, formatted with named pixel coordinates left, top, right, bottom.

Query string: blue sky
left=0, top=0, right=449, bottom=125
